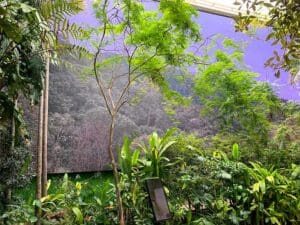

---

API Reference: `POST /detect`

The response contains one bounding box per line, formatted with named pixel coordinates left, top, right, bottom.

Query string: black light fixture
left=146, top=178, right=171, bottom=222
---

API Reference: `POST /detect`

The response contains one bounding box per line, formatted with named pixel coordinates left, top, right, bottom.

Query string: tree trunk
left=42, top=51, right=50, bottom=197
left=108, top=115, right=125, bottom=225
left=35, top=90, right=44, bottom=225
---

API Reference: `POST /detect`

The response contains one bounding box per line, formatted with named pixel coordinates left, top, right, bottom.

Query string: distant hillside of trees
left=25, top=56, right=216, bottom=173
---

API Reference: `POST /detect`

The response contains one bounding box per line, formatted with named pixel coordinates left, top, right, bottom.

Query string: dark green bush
left=163, top=141, right=300, bottom=225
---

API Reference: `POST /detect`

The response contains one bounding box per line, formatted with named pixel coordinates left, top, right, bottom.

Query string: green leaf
left=76, top=182, right=82, bottom=191
left=259, top=180, right=266, bottom=194
left=20, top=3, right=35, bottom=13
left=29, top=216, right=38, bottom=223
left=270, top=216, right=281, bottom=225
left=63, top=174, right=68, bottom=185
left=266, top=175, right=274, bottom=183
left=47, top=179, right=51, bottom=190
left=232, top=143, right=240, bottom=161
left=219, top=170, right=232, bottom=180
left=33, top=199, right=42, bottom=208
left=187, top=210, right=192, bottom=225
left=160, top=140, right=176, bottom=155
left=252, top=182, right=260, bottom=192
left=72, top=207, right=83, bottom=224
left=41, top=193, right=64, bottom=202
left=131, top=150, right=140, bottom=166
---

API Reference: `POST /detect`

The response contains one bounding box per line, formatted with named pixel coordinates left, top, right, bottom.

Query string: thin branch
left=114, top=1, right=135, bottom=112
left=130, top=47, right=159, bottom=76
left=132, top=63, right=168, bottom=82
left=115, top=79, right=131, bottom=112
left=93, top=0, right=113, bottom=115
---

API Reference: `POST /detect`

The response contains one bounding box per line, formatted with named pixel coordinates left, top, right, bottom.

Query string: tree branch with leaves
left=235, top=0, right=300, bottom=79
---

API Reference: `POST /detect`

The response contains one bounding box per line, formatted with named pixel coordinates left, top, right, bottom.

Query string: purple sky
left=71, top=0, right=300, bottom=102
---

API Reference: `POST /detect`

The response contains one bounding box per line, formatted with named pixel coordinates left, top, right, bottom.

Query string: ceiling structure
left=186, top=0, right=270, bottom=18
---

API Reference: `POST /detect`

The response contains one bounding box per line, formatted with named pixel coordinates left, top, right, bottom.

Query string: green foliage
left=119, top=170, right=153, bottom=225
left=0, top=0, right=85, bottom=213
left=0, top=142, right=31, bottom=193
left=1, top=174, right=119, bottom=225
left=246, top=162, right=300, bottom=225
left=139, top=129, right=176, bottom=178
left=264, top=108, right=300, bottom=167
left=194, top=43, right=281, bottom=150
left=0, top=0, right=46, bottom=113
left=0, top=199, right=37, bottom=224
left=40, top=0, right=83, bottom=21
left=164, top=137, right=300, bottom=225
left=0, top=0, right=47, bottom=207
left=118, top=137, right=139, bottom=180
left=83, top=0, right=201, bottom=105
left=232, top=143, right=240, bottom=161
left=2, top=130, right=300, bottom=225
left=235, top=0, right=300, bottom=78
left=39, top=0, right=85, bottom=55
left=116, top=136, right=155, bottom=224
left=165, top=132, right=205, bottom=164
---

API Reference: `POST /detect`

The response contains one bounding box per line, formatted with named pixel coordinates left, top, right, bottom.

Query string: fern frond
left=54, top=18, right=85, bottom=40
left=38, top=0, right=86, bottom=51
left=40, top=0, right=85, bottom=21
left=53, top=41, right=91, bottom=59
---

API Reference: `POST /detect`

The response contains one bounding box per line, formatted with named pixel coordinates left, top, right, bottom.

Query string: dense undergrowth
left=1, top=127, right=300, bottom=225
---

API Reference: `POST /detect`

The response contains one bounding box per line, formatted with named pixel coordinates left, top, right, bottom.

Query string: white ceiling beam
left=186, top=0, right=269, bottom=18
left=186, top=0, right=241, bottom=18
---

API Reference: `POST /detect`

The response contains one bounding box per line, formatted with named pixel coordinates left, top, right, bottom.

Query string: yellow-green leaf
left=72, top=207, right=83, bottom=224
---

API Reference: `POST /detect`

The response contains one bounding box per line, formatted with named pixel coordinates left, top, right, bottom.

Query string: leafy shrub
left=138, top=129, right=176, bottom=178
left=118, top=136, right=153, bottom=225
left=194, top=48, right=280, bottom=146
left=265, top=111, right=300, bottom=167
left=165, top=131, right=205, bottom=165
left=1, top=174, right=118, bottom=225
left=2, top=131, right=299, bottom=225
left=1, top=199, right=37, bottom=224
left=163, top=141, right=300, bottom=225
